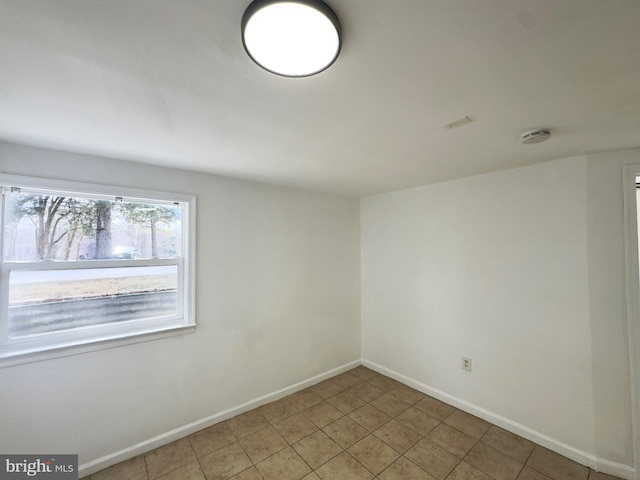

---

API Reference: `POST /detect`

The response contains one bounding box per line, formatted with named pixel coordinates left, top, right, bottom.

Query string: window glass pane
left=8, top=266, right=178, bottom=337
left=3, top=190, right=182, bottom=261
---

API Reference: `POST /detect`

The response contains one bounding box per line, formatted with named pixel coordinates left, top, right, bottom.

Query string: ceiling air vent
left=443, top=116, right=472, bottom=129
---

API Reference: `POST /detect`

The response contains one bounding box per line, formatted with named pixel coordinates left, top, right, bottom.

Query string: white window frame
left=0, top=174, right=196, bottom=367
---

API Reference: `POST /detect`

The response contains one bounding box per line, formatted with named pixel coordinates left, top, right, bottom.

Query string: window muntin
left=0, top=175, right=195, bottom=364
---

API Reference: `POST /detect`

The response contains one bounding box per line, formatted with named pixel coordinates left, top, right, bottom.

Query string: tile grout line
left=188, top=434, right=212, bottom=480
left=453, top=427, right=485, bottom=479
left=507, top=437, right=542, bottom=480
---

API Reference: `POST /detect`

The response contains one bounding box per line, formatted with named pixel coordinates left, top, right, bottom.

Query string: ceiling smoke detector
left=521, top=128, right=551, bottom=145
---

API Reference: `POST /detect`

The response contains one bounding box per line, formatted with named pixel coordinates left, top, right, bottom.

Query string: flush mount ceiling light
left=241, top=0, right=342, bottom=77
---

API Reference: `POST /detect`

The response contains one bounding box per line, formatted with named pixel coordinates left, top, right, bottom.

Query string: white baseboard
left=362, top=359, right=636, bottom=480
left=79, top=359, right=361, bottom=477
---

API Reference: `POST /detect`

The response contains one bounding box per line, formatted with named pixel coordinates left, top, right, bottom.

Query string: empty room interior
left=1, top=1, right=640, bottom=480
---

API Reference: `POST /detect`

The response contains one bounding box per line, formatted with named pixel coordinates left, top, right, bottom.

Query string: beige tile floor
left=82, top=367, right=622, bottom=480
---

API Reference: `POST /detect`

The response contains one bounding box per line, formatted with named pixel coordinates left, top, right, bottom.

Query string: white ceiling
left=1, top=0, right=639, bottom=197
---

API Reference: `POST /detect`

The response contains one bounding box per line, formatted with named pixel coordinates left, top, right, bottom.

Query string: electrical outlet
left=462, top=357, right=472, bottom=372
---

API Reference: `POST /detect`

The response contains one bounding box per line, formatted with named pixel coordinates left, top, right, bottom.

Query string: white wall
left=0, top=141, right=361, bottom=469
left=361, top=153, right=635, bottom=474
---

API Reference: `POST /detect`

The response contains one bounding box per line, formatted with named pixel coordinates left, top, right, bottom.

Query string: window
left=0, top=174, right=196, bottom=365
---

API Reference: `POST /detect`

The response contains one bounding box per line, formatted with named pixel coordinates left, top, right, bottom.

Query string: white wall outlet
left=462, top=357, right=472, bottom=372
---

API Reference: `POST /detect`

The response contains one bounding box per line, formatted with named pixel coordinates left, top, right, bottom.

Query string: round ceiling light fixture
left=241, top=0, right=342, bottom=77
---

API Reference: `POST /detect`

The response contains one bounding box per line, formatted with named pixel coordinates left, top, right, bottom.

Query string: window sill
left=0, top=324, right=196, bottom=369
